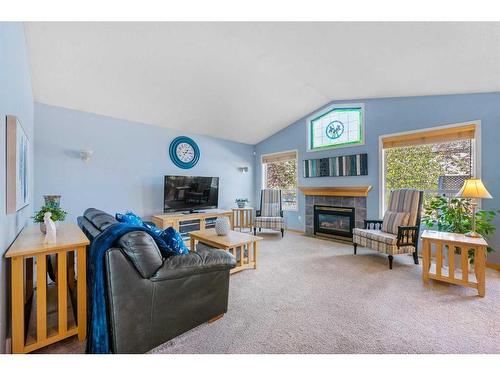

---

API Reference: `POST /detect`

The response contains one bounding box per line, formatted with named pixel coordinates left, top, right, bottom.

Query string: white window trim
left=261, top=149, right=299, bottom=212
left=306, top=103, right=365, bottom=152
left=378, top=120, right=482, bottom=218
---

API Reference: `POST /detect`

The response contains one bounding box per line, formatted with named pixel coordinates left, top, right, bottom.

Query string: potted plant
left=33, top=205, right=68, bottom=233
left=235, top=198, right=249, bottom=208
left=422, top=195, right=498, bottom=264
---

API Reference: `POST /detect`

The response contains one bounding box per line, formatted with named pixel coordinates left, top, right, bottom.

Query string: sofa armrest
left=396, top=226, right=419, bottom=248
left=364, top=219, right=383, bottom=230
left=151, top=248, right=236, bottom=282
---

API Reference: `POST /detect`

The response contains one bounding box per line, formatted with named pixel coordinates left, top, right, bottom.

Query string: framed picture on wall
left=6, top=115, right=30, bottom=213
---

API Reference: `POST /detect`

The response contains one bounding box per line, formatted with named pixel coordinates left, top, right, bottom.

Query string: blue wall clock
left=169, top=136, right=200, bottom=169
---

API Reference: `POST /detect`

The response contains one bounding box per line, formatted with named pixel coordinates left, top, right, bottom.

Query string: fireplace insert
left=314, top=205, right=355, bottom=241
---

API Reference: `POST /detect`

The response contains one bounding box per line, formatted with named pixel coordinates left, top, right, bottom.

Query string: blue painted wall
left=255, top=93, right=500, bottom=264
left=34, top=103, right=255, bottom=222
left=0, top=23, right=34, bottom=353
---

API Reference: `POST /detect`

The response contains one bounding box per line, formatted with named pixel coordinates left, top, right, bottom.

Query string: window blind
left=382, top=124, right=476, bottom=149
left=261, top=150, right=297, bottom=164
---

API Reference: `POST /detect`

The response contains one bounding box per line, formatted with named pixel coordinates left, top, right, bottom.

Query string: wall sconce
left=238, top=166, right=249, bottom=173
left=80, top=150, right=94, bottom=163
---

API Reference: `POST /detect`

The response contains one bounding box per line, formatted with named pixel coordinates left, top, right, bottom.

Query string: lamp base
left=465, top=231, right=482, bottom=238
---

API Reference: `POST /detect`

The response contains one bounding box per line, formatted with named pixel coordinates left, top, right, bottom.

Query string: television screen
left=164, top=176, right=219, bottom=212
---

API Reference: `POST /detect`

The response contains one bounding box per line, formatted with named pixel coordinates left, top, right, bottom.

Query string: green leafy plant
left=33, top=205, right=67, bottom=223
left=422, top=195, right=499, bottom=262
left=235, top=198, right=249, bottom=203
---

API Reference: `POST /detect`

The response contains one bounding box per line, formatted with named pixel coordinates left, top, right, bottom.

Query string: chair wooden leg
left=281, top=228, right=284, bottom=237
left=388, top=255, right=393, bottom=269
left=353, top=243, right=357, bottom=255
left=253, top=227, right=256, bottom=235
left=413, top=251, right=419, bottom=265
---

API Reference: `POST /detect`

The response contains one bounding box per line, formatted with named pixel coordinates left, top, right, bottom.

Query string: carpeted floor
left=36, top=231, right=500, bottom=354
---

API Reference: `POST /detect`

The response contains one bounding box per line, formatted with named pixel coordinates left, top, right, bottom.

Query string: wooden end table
left=421, top=230, right=488, bottom=297
left=231, top=207, right=253, bottom=232
left=5, top=223, right=89, bottom=353
left=189, top=229, right=262, bottom=274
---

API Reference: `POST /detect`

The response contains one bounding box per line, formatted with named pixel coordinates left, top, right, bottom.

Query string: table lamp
left=456, top=178, right=493, bottom=237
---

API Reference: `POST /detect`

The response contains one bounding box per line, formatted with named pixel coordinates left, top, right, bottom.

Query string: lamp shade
left=456, top=178, right=493, bottom=199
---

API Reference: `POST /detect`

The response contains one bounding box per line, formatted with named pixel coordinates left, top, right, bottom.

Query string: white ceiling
left=24, top=22, right=500, bottom=145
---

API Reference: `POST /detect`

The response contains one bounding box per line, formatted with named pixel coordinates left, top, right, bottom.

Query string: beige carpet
left=36, top=231, right=500, bottom=354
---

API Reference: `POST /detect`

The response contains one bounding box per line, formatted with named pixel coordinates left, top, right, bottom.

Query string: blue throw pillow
left=161, top=227, right=190, bottom=255
left=115, top=211, right=144, bottom=226
left=143, top=221, right=164, bottom=237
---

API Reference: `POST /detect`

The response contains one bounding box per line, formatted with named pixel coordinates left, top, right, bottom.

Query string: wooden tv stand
left=151, top=209, right=233, bottom=232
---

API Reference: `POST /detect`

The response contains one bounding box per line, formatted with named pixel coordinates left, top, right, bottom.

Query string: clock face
left=176, top=142, right=195, bottom=163
left=169, top=136, right=200, bottom=169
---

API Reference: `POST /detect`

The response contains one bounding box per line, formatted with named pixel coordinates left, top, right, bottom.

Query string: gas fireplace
left=314, top=205, right=355, bottom=241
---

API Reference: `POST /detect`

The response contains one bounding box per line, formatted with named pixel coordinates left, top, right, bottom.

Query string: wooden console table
left=189, top=229, right=262, bottom=274
left=151, top=209, right=233, bottom=231
left=421, top=230, right=487, bottom=297
left=5, top=223, right=89, bottom=353
left=232, top=207, right=253, bottom=232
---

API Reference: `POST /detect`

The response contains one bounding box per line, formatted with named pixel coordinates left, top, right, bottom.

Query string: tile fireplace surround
left=300, top=186, right=371, bottom=238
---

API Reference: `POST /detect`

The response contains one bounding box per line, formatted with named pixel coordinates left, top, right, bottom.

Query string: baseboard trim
left=486, top=262, right=500, bottom=271
left=285, top=228, right=305, bottom=234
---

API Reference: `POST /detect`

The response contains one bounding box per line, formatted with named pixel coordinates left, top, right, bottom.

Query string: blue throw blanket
left=86, top=223, right=171, bottom=354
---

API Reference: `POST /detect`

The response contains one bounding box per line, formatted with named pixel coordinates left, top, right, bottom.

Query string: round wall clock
left=169, top=136, right=200, bottom=169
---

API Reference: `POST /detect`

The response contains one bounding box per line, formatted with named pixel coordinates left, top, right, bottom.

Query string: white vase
left=40, top=221, right=60, bottom=234
left=215, top=217, right=231, bottom=236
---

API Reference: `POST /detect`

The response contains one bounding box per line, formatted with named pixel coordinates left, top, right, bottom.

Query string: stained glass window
left=309, top=107, right=363, bottom=150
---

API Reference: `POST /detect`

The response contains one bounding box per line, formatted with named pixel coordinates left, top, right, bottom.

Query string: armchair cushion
left=151, top=247, right=236, bottom=281
left=353, top=228, right=415, bottom=255
left=381, top=211, right=410, bottom=234
left=117, top=231, right=164, bottom=279
left=254, top=216, right=284, bottom=230
left=387, top=189, right=421, bottom=226
left=260, top=189, right=282, bottom=217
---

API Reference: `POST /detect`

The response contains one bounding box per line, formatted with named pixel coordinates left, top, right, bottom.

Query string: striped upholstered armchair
left=353, top=189, right=423, bottom=269
left=253, top=189, right=285, bottom=237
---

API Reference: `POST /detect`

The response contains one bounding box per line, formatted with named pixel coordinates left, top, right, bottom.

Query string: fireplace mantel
left=299, top=186, right=372, bottom=197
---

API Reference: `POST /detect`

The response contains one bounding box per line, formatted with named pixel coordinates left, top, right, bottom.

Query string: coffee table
left=189, top=229, right=262, bottom=274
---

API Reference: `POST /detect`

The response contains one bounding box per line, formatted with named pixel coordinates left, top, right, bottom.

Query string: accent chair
left=253, top=189, right=285, bottom=237
left=352, top=188, right=423, bottom=269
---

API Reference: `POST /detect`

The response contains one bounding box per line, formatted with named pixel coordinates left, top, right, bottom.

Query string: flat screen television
left=164, top=175, right=219, bottom=212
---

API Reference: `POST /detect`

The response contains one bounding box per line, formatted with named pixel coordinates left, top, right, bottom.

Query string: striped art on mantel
left=303, top=153, right=368, bottom=178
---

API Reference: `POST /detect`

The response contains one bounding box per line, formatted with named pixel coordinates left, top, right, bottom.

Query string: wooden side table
left=232, top=207, right=253, bottom=232
left=421, top=230, right=488, bottom=297
left=189, top=229, right=262, bottom=274
left=5, top=223, right=89, bottom=353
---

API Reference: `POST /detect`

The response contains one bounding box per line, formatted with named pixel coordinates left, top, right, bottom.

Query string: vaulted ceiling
left=24, top=22, right=500, bottom=144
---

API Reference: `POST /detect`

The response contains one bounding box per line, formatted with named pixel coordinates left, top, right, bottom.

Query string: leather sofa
left=78, top=208, right=236, bottom=353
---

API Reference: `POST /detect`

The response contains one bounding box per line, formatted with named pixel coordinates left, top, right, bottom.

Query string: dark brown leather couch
left=78, top=208, right=236, bottom=353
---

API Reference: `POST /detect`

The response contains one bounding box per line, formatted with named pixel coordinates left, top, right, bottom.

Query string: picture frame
left=6, top=115, right=30, bottom=213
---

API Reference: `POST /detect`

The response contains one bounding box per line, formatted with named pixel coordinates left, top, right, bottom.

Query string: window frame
left=378, top=120, right=482, bottom=218
left=261, top=149, right=299, bottom=212
left=306, top=103, right=365, bottom=152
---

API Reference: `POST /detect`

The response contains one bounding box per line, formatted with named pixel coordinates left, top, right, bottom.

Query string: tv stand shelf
left=151, top=209, right=233, bottom=240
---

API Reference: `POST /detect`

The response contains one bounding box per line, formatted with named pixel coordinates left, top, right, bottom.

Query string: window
left=381, top=123, right=477, bottom=214
left=262, top=150, right=298, bottom=211
left=308, top=105, right=364, bottom=151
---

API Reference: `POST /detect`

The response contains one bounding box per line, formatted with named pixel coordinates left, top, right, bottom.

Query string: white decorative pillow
left=382, top=211, right=410, bottom=235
